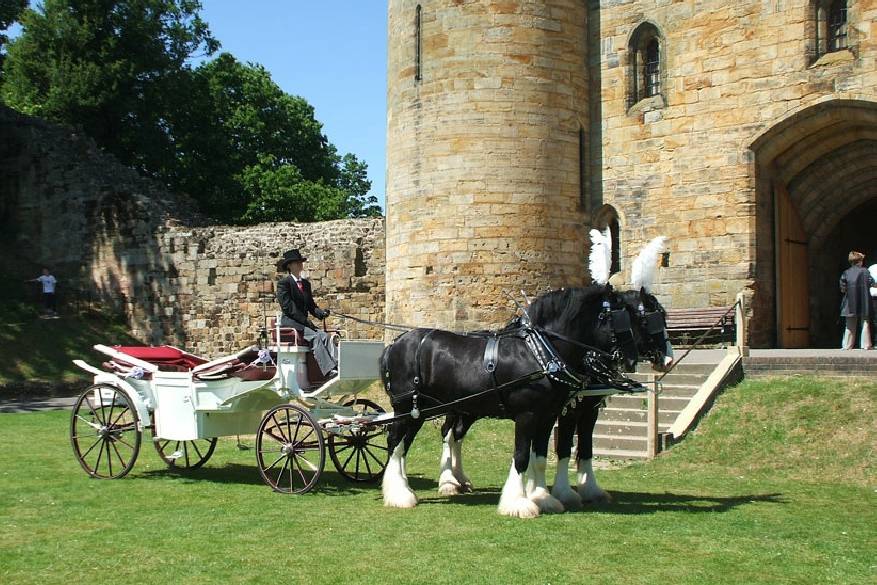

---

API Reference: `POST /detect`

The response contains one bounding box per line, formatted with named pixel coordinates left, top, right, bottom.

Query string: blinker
left=644, top=311, right=665, bottom=335
left=610, top=309, right=632, bottom=333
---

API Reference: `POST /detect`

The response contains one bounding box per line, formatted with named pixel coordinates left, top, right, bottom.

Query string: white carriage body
left=75, top=333, right=386, bottom=442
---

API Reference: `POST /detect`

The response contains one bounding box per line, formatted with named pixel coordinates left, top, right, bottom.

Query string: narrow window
left=578, top=126, right=587, bottom=210
left=415, top=5, right=422, bottom=82
left=628, top=23, right=663, bottom=108
left=828, top=0, right=847, bottom=52
left=644, top=39, right=660, bottom=97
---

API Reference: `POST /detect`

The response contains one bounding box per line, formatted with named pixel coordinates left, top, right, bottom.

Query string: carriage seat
left=191, top=346, right=277, bottom=382
left=102, top=345, right=209, bottom=378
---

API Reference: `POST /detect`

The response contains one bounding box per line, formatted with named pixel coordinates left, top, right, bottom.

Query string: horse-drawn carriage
left=69, top=234, right=672, bottom=518
left=70, top=319, right=390, bottom=493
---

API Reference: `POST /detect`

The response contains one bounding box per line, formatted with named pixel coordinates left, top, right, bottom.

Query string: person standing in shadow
left=839, top=251, right=874, bottom=350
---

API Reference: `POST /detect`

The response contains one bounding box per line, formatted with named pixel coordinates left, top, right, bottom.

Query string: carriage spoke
left=110, top=406, right=131, bottom=428
left=293, top=456, right=309, bottom=487
left=270, top=414, right=289, bottom=443
left=363, top=445, right=383, bottom=468
left=276, top=455, right=291, bottom=489
left=75, top=414, right=102, bottom=431
left=93, top=440, right=106, bottom=475
left=295, top=440, right=322, bottom=450
left=341, top=445, right=357, bottom=470
left=263, top=453, right=286, bottom=472
left=295, top=454, right=320, bottom=472
left=110, top=440, right=128, bottom=470
left=190, top=440, right=204, bottom=460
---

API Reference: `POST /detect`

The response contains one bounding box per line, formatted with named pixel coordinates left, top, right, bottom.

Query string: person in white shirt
left=27, top=267, right=57, bottom=316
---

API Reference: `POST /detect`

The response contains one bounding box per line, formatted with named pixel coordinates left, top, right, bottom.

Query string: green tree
left=1, top=0, right=218, bottom=176
left=0, top=0, right=27, bottom=83
left=176, top=53, right=381, bottom=224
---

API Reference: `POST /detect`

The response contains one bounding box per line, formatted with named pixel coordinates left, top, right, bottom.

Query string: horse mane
left=526, top=286, right=607, bottom=326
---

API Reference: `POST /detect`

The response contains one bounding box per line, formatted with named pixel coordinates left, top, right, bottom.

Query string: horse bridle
left=598, top=299, right=639, bottom=368
left=634, top=300, right=668, bottom=363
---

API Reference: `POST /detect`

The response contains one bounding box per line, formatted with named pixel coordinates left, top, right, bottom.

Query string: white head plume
left=631, top=236, right=667, bottom=292
left=589, top=228, right=612, bottom=285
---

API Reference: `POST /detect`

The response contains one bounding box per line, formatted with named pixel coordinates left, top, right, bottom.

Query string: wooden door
left=776, top=183, right=810, bottom=348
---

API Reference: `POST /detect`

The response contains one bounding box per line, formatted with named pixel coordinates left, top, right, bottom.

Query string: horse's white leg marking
left=449, top=432, right=472, bottom=491
left=663, top=337, right=674, bottom=368
left=498, top=459, right=540, bottom=518
left=438, top=429, right=462, bottom=496
left=551, top=456, right=583, bottom=511
left=527, top=454, right=565, bottom=514
left=383, top=443, right=418, bottom=508
left=438, top=429, right=474, bottom=496
left=576, top=458, right=612, bottom=504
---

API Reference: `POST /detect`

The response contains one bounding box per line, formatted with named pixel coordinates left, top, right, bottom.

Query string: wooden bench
left=665, top=306, right=736, bottom=347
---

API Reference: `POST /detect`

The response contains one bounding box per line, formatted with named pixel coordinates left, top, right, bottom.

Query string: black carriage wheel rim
left=327, top=399, right=389, bottom=482
left=256, top=405, right=324, bottom=494
left=70, top=385, right=141, bottom=479
left=153, top=436, right=218, bottom=470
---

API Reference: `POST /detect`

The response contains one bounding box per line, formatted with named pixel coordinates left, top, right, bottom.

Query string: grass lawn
left=1, top=377, right=874, bottom=584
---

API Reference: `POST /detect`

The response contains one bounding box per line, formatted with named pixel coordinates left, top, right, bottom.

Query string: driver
left=276, top=249, right=337, bottom=377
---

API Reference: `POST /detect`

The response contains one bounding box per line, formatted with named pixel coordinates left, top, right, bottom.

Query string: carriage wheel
left=256, top=404, right=325, bottom=494
left=153, top=436, right=218, bottom=470
left=70, top=384, right=141, bottom=479
left=328, top=399, right=389, bottom=483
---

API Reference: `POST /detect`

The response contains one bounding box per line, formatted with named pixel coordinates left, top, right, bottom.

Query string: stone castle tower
left=387, top=0, right=877, bottom=348
left=386, top=0, right=590, bottom=331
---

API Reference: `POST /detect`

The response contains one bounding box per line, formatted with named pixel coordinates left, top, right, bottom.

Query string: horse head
left=527, top=285, right=639, bottom=373
left=622, top=287, right=673, bottom=372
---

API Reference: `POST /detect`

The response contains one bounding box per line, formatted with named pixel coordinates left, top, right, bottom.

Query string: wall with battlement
left=1, top=106, right=386, bottom=358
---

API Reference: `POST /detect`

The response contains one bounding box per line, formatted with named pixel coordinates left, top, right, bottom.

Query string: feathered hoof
left=552, top=487, right=584, bottom=512
left=457, top=480, right=474, bottom=493
left=498, top=497, right=541, bottom=519
left=383, top=486, right=418, bottom=509
left=529, top=489, right=565, bottom=514
left=438, top=480, right=463, bottom=496
left=578, top=486, right=613, bottom=505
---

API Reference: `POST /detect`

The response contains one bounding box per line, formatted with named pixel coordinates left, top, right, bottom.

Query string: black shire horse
left=380, top=286, right=637, bottom=518
left=548, top=288, right=671, bottom=510
left=436, top=287, right=672, bottom=513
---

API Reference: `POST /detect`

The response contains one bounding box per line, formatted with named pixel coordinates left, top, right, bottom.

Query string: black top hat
left=277, top=249, right=307, bottom=270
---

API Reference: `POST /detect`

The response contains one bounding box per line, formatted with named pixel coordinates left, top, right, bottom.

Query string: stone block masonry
left=2, top=105, right=386, bottom=357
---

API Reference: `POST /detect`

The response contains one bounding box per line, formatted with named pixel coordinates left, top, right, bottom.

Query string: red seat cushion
left=111, top=345, right=207, bottom=369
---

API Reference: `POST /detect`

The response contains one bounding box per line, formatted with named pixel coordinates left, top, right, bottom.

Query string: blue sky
left=198, top=2, right=388, bottom=208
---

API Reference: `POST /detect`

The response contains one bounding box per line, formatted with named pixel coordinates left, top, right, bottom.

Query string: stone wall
left=591, top=0, right=876, bottom=346
left=1, top=106, right=386, bottom=357
left=386, top=0, right=591, bottom=332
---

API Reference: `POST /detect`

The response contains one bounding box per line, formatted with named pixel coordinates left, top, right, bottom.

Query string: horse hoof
left=438, top=481, right=462, bottom=496
left=459, top=481, right=474, bottom=493
left=552, top=488, right=583, bottom=512
left=579, top=488, right=612, bottom=505
left=530, top=490, right=565, bottom=514
left=498, top=497, right=541, bottom=519
left=383, top=487, right=418, bottom=509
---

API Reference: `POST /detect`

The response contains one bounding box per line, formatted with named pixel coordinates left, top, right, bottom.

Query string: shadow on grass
left=136, top=463, right=439, bottom=496
left=589, top=490, right=786, bottom=515
left=417, top=489, right=785, bottom=514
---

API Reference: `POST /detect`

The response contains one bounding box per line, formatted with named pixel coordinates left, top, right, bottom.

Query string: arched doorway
left=751, top=100, right=877, bottom=348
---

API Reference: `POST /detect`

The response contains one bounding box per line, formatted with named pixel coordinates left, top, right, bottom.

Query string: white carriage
left=70, top=318, right=390, bottom=493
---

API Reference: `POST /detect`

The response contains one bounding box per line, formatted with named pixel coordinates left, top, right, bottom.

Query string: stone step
left=743, top=357, right=877, bottom=378
left=655, top=384, right=700, bottom=398
left=632, top=372, right=710, bottom=386
left=600, top=407, right=678, bottom=425
left=593, top=447, right=649, bottom=459
left=591, top=433, right=647, bottom=453
left=605, top=394, right=689, bottom=412
left=594, top=420, right=671, bottom=436
left=635, top=362, right=716, bottom=375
